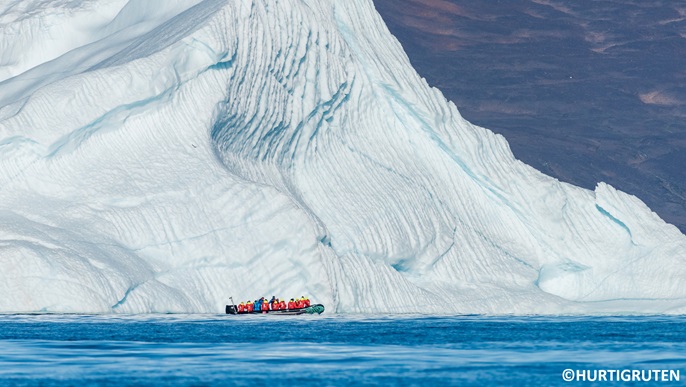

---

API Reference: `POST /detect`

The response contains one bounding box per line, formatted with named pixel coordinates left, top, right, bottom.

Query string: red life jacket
left=296, top=300, right=304, bottom=308
left=304, top=299, right=311, bottom=307
left=279, top=301, right=286, bottom=310
left=247, top=303, right=254, bottom=312
left=288, top=301, right=296, bottom=309
left=271, top=302, right=279, bottom=311
left=237, top=304, right=244, bottom=313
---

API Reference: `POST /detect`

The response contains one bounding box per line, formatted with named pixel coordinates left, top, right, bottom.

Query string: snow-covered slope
left=1, top=0, right=685, bottom=314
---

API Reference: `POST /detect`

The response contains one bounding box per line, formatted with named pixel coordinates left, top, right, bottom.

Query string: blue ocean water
left=1, top=315, right=685, bottom=386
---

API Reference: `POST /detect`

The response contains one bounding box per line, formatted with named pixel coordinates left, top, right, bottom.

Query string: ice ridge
left=0, top=0, right=685, bottom=314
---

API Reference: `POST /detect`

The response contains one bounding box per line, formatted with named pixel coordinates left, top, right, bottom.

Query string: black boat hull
left=225, top=304, right=325, bottom=315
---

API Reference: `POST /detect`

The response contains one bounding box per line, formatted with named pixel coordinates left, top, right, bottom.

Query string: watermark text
left=562, top=369, right=680, bottom=382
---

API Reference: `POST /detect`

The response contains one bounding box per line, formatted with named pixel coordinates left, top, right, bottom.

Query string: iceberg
left=1, top=0, right=685, bottom=314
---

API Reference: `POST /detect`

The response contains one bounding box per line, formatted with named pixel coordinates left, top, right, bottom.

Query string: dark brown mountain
left=374, top=0, right=686, bottom=232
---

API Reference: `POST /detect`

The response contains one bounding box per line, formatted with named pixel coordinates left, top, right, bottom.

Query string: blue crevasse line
left=595, top=204, right=635, bottom=243
left=208, top=50, right=237, bottom=71
left=111, top=285, right=138, bottom=310
left=290, top=30, right=313, bottom=81
left=319, top=235, right=332, bottom=247
left=391, top=261, right=408, bottom=273
left=378, top=83, right=522, bottom=217
left=334, top=7, right=525, bottom=220
left=46, top=86, right=176, bottom=157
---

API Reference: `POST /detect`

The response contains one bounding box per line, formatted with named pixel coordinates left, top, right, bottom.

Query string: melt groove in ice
left=1, top=0, right=685, bottom=314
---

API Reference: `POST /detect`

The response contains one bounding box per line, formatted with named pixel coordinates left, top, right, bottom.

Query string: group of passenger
left=237, top=296, right=311, bottom=313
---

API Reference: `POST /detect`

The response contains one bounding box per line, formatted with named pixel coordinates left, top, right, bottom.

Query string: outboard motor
left=226, top=304, right=238, bottom=314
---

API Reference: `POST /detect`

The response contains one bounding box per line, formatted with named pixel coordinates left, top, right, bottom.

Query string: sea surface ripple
left=1, top=315, right=685, bottom=386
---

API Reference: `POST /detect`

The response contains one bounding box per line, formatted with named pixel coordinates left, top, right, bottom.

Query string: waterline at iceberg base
left=0, top=0, right=685, bottom=314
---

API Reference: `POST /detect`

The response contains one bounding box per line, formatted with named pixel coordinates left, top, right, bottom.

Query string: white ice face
left=0, top=0, right=685, bottom=314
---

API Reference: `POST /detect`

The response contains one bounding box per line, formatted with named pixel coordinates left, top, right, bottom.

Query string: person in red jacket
left=246, top=301, right=254, bottom=313
left=237, top=302, right=245, bottom=313
left=295, top=298, right=304, bottom=309
left=279, top=299, right=287, bottom=310
left=302, top=297, right=310, bottom=307
left=288, top=299, right=296, bottom=309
